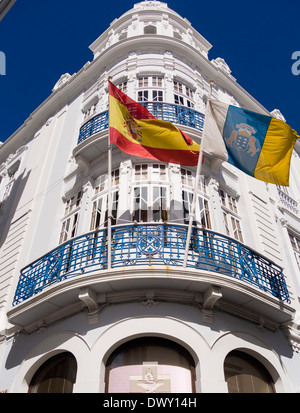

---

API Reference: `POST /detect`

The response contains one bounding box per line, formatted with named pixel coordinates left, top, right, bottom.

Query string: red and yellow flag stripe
left=108, top=81, right=200, bottom=166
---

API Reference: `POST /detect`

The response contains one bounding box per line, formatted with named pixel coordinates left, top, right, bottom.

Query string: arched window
left=29, top=352, right=77, bottom=393
left=224, top=350, right=275, bottom=393
left=105, top=337, right=195, bottom=393
left=144, top=25, right=156, bottom=34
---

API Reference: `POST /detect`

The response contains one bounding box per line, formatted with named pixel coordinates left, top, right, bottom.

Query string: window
left=138, top=90, right=149, bottom=102
left=90, top=169, right=119, bottom=230
left=64, top=191, right=82, bottom=215
left=288, top=232, right=300, bottom=270
left=174, top=81, right=183, bottom=93
left=132, top=164, right=169, bottom=222
left=153, top=90, right=163, bottom=102
left=181, top=169, right=210, bottom=228
left=219, top=189, right=243, bottom=242
left=133, top=186, right=167, bottom=222
left=105, top=337, right=195, bottom=393
left=152, top=76, right=162, bottom=87
left=173, top=81, right=194, bottom=108
left=137, top=76, right=164, bottom=102
left=117, top=81, right=127, bottom=93
left=174, top=94, right=184, bottom=105
left=182, top=190, right=211, bottom=228
left=224, top=351, right=275, bottom=393
left=29, top=352, right=77, bottom=393
left=59, top=191, right=82, bottom=244
left=138, top=77, right=149, bottom=87
left=134, top=164, right=167, bottom=182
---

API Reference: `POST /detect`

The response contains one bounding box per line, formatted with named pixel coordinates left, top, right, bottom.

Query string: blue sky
left=0, top=0, right=299, bottom=142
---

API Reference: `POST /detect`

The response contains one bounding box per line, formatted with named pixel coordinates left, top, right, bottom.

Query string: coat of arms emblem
left=124, top=115, right=143, bottom=142
left=225, top=123, right=259, bottom=156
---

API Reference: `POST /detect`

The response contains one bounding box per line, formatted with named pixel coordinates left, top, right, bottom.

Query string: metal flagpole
left=107, top=77, right=113, bottom=269
left=182, top=80, right=213, bottom=268
left=107, top=142, right=112, bottom=269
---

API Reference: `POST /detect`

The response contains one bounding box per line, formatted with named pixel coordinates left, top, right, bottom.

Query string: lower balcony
left=8, top=224, right=294, bottom=331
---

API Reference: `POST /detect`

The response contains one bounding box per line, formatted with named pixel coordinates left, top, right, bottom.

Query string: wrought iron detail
left=77, top=102, right=205, bottom=144
left=12, top=224, right=290, bottom=306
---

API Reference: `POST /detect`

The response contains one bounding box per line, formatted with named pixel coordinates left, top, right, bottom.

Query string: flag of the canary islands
left=202, top=99, right=298, bottom=186
left=109, top=81, right=200, bottom=166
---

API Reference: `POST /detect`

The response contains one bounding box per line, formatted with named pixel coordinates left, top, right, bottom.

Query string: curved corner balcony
left=12, top=224, right=290, bottom=306
left=8, top=223, right=294, bottom=329
left=77, top=102, right=205, bottom=145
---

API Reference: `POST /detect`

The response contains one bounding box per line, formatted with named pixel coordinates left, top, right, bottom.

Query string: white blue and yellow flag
left=202, top=99, right=298, bottom=186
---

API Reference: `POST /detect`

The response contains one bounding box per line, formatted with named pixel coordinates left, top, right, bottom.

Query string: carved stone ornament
left=168, top=163, right=180, bottom=174
left=120, top=160, right=131, bottom=174
left=270, top=109, right=286, bottom=122
left=211, top=57, right=231, bottom=74
left=52, top=73, right=71, bottom=92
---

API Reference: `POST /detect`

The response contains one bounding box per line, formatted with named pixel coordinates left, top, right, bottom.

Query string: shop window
left=224, top=350, right=275, bottom=393
left=29, top=352, right=77, bottom=393
left=105, top=337, right=195, bottom=393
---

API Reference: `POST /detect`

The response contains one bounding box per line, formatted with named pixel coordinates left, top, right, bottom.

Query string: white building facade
left=0, top=0, right=300, bottom=393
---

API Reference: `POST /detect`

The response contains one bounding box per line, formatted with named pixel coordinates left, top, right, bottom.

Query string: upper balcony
left=74, top=102, right=204, bottom=163
left=8, top=223, right=294, bottom=332
left=78, top=102, right=204, bottom=143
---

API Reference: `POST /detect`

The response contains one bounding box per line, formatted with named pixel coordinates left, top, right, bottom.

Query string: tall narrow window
left=59, top=191, right=82, bottom=243
left=132, top=164, right=169, bottom=222
left=90, top=169, right=119, bottom=230
left=133, top=186, right=148, bottom=222
left=219, top=189, right=243, bottom=242
left=288, top=231, right=300, bottom=270
left=224, top=350, right=275, bottom=393
left=29, top=352, right=77, bottom=393
left=173, top=81, right=194, bottom=107
left=181, top=169, right=210, bottom=228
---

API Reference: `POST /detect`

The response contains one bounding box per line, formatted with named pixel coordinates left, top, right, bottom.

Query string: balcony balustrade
left=277, top=187, right=299, bottom=215
left=77, top=102, right=205, bottom=144
left=13, top=223, right=290, bottom=306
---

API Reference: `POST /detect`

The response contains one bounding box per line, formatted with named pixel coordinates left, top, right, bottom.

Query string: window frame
left=90, top=169, right=120, bottom=231
left=219, top=189, right=243, bottom=242
left=137, top=76, right=164, bottom=102
left=59, top=191, right=82, bottom=244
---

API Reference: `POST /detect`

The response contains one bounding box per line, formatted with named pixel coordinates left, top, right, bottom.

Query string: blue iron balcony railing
left=13, top=224, right=290, bottom=306
left=77, top=102, right=205, bottom=144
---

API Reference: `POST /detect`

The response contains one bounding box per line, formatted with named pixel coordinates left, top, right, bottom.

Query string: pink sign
left=108, top=362, right=192, bottom=393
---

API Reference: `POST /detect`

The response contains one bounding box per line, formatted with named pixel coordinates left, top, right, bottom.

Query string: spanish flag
left=108, top=81, right=200, bottom=166
left=202, top=99, right=298, bottom=186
